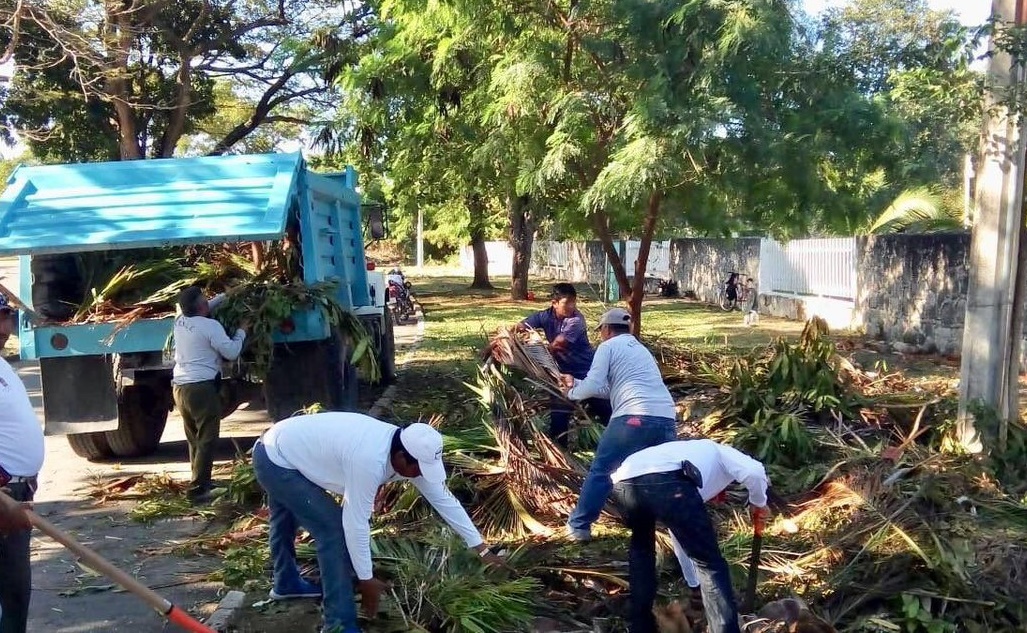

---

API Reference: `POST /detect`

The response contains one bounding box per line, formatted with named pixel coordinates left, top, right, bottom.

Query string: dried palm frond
left=490, top=326, right=562, bottom=389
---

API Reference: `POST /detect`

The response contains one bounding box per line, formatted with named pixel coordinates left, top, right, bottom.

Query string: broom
left=0, top=490, right=215, bottom=633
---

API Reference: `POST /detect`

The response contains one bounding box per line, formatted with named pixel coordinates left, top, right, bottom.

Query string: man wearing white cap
left=253, top=412, right=502, bottom=633
left=560, top=307, right=678, bottom=541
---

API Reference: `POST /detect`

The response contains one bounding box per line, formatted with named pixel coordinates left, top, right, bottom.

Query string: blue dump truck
left=0, top=152, right=396, bottom=460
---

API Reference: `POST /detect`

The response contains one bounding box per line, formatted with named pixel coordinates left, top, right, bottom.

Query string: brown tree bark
left=592, top=191, right=662, bottom=336
left=468, top=194, right=494, bottom=290
left=508, top=193, right=534, bottom=300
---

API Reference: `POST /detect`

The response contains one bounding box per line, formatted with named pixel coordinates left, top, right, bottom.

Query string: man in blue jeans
left=560, top=307, right=677, bottom=541
left=516, top=283, right=612, bottom=447
left=609, top=439, right=770, bottom=633
left=253, top=412, right=504, bottom=633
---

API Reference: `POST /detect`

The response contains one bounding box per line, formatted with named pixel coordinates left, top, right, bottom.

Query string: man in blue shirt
left=517, top=284, right=611, bottom=447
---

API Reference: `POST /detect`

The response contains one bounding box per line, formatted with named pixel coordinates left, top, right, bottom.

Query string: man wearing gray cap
left=560, top=307, right=678, bottom=541
left=252, top=411, right=503, bottom=633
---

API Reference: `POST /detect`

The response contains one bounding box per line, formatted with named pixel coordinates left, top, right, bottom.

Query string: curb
left=207, top=303, right=426, bottom=630
left=205, top=590, right=246, bottom=632
left=368, top=301, right=425, bottom=419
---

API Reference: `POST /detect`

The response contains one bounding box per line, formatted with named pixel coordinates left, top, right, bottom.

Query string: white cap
left=597, top=307, right=631, bottom=329
left=399, top=423, right=447, bottom=483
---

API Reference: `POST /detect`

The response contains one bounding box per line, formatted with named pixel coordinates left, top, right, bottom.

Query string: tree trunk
left=509, top=193, right=533, bottom=300
left=592, top=211, right=631, bottom=300
left=1003, top=214, right=1027, bottom=450
left=625, top=191, right=663, bottom=336
left=468, top=194, right=493, bottom=290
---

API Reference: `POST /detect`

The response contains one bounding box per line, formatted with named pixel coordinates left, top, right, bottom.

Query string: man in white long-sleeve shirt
left=253, top=412, right=503, bottom=633
left=611, top=439, right=769, bottom=633
left=561, top=307, right=677, bottom=541
left=172, top=286, right=247, bottom=501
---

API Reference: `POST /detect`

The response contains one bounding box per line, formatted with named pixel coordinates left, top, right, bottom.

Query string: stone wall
left=855, top=233, right=970, bottom=356
left=498, top=232, right=991, bottom=357
left=668, top=238, right=762, bottom=304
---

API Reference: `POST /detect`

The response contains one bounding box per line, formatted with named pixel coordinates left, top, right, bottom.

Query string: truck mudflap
left=39, top=356, right=119, bottom=436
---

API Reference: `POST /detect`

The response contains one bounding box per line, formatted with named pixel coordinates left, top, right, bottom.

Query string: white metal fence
left=758, top=237, right=857, bottom=301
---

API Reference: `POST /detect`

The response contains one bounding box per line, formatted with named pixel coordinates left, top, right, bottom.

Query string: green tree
left=0, top=1, right=370, bottom=160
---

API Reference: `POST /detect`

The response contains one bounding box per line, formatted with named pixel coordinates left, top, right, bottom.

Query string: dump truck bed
left=0, top=152, right=370, bottom=360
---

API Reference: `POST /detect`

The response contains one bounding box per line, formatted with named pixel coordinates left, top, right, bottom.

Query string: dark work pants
left=549, top=396, right=613, bottom=447
left=0, top=478, right=36, bottom=633
left=613, top=472, right=740, bottom=633
left=173, top=381, right=222, bottom=495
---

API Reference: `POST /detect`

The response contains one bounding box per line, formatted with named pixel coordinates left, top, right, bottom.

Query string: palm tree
left=866, top=186, right=968, bottom=234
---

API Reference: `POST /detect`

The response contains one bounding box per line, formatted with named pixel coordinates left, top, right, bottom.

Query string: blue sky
left=802, top=0, right=991, bottom=25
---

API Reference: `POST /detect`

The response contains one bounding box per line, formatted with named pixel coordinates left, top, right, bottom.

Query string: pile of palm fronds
left=489, top=326, right=563, bottom=391
left=211, top=279, right=378, bottom=382
left=672, top=319, right=1027, bottom=631
left=372, top=532, right=540, bottom=633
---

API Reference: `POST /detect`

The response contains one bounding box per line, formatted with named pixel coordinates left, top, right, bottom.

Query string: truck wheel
left=264, top=331, right=346, bottom=422
left=380, top=315, right=397, bottom=385
left=104, top=384, right=170, bottom=458
left=67, top=432, right=114, bottom=461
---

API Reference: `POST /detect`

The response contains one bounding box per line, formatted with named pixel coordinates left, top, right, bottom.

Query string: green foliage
left=0, top=0, right=363, bottom=160
left=711, top=318, right=858, bottom=468
left=373, top=533, right=540, bottom=633
left=867, top=186, right=966, bottom=234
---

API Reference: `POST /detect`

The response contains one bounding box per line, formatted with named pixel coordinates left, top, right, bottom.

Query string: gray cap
left=597, top=307, right=631, bottom=328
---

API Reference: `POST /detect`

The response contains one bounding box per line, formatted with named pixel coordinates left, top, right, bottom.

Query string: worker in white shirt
left=610, top=439, right=769, bottom=633
left=0, top=356, right=45, bottom=633
left=560, top=307, right=677, bottom=541
left=172, top=286, right=247, bottom=502
left=252, top=412, right=504, bottom=633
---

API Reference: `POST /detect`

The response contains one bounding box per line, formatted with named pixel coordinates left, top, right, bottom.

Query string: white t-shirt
left=611, top=439, right=769, bottom=506
left=0, top=358, right=44, bottom=477
left=261, top=412, right=483, bottom=580
left=567, top=333, right=676, bottom=419
left=172, top=306, right=245, bottom=385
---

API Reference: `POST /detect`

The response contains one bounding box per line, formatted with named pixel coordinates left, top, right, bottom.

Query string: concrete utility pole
left=957, top=0, right=1027, bottom=451
left=416, top=207, right=424, bottom=269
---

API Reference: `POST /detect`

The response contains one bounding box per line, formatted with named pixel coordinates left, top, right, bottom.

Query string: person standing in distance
left=172, top=286, right=247, bottom=502
left=560, top=307, right=677, bottom=541
left=0, top=350, right=45, bottom=633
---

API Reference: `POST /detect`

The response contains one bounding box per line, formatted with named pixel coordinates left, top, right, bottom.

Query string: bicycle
left=719, top=272, right=754, bottom=311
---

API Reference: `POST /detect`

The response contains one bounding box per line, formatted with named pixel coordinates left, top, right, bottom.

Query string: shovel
left=0, top=490, right=215, bottom=633
left=742, top=506, right=766, bottom=613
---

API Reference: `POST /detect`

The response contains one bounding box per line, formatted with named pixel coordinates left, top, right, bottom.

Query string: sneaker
left=269, top=577, right=323, bottom=600
left=566, top=523, right=592, bottom=542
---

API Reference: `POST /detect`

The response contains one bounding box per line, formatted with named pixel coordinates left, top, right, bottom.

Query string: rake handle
left=0, top=490, right=214, bottom=632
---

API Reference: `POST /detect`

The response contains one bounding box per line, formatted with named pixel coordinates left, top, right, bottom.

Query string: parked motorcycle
left=387, top=268, right=415, bottom=324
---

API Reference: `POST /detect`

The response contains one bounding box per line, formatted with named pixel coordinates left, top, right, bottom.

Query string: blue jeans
left=567, top=414, right=676, bottom=531
left=614, top=472, right=740, bottom=633
left=253, top=442, right=358, bottom=632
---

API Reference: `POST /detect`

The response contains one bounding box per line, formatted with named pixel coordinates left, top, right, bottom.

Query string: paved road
left=1, top=258, right=422, bottom=632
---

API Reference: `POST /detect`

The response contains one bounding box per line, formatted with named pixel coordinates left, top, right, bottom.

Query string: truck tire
left=264, top=330, right=347, bottom=422
left=380, top=315, right=397, bottom=385
left=104, top=384, right=171, bottom=458
left=67, top=432, right=114, bottom=461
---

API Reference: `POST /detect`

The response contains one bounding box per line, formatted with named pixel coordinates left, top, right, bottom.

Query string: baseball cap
left=597, top=307, right=631, bottom=329
left=399, top=423, right=447, bottom=483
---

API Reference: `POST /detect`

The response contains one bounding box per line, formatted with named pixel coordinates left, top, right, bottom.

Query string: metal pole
left=416, top=207, right=424, bottom=269
left=957, top=0, right=1027, bottom=450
